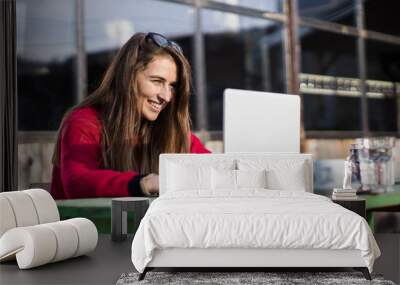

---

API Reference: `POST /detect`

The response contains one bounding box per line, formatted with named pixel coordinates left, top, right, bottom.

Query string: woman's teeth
left=149, top=101, right=161, bottom=111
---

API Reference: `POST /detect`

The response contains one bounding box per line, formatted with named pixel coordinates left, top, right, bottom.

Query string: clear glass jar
left=356, top=137, right=395, bottom=192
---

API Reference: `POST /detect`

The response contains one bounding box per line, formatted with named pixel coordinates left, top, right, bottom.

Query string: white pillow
left=238, top=159, right=308, bottom=191
left=167, top=162, right=211, bottom=191
left=267, top=166, right=306, bottom=191
left=236, top=169, right=267, bottom=189
left=211, top=169, right=268, bottom=190
left=211, top=168, right=236, bottom=190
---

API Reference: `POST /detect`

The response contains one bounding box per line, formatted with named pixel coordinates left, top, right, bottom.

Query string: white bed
left=131, top=154, right=380, bottom=280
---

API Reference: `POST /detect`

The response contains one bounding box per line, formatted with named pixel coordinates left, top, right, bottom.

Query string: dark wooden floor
left=0, top=234, right=398, bottom=284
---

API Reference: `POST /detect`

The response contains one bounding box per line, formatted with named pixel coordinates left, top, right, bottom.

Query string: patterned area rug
left=116, top=271, right=395, bottom=285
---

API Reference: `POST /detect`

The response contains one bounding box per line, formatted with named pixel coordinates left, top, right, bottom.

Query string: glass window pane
left=300, top=28, right=360, bottom=131
left=301, top=28, right=357, bottom=77
left=85, top=0, right=194, bottom=66
left=17, top=0, right=76, bottom=131
left=212, top=0, right=282, bottom=12
left=203, top=9, right=285, bottom=131
left=366, top=40, right=400, bottom=132
left=367, top=40, right=400, bottom=82
left=298, top=0, right=356, bottom=26
left=301, top=91, right=362, bottom=131
left=365, top=0, right=400, bottom=37
left=17, top=0, right=195, bottom=131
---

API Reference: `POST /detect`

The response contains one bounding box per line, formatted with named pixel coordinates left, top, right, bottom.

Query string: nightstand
left=111, top=197, right=150, bottom=242
left=332, top=197, right=366, bottom=219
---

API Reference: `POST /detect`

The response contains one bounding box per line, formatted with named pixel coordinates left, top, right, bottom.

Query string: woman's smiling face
left=136, top=55, right=178, bottom=121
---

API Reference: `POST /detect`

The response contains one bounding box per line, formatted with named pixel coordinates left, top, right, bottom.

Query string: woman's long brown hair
left=52, top=33, right=191, bottom=174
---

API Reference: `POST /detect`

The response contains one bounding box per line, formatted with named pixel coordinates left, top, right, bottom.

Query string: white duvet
left=131, top=190, right=380, bottom=273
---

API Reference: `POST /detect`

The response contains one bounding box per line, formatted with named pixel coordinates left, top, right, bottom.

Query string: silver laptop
left=223, top=88, right=301, bottom=153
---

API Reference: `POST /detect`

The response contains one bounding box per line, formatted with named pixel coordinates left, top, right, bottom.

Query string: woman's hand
left=139, top=173, right=159, bottom=196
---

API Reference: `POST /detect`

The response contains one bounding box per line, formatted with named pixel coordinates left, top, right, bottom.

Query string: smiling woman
left=138, top=55, right=177, bottom=121
left=50, top=32, right=210, bottom=200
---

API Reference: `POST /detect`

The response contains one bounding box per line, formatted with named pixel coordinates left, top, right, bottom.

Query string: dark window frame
left=18, top=0, right=400, bottom=141
left=1, top=0, right=18, bottom=191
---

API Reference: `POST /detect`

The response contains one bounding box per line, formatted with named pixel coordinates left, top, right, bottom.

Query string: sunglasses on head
left=146, top=32, right=183, bottom=55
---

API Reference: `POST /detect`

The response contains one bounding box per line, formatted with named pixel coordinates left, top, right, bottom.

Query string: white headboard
left=159, top=153, right=313, bottom=195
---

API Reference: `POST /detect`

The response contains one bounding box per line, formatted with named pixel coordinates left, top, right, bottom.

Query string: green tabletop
left=57, top=198, right=116, bottom=234
left=316, top=184, right=400, bottom=232
left=57, top=198, right=113, bottom=208
left=361, top=185, right=400, bottom=232
left=363, top=185, right=400, bottom=210
left=56, top=197, right=156, bottom=234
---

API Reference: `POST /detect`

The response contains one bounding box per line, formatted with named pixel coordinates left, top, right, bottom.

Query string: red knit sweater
left=50, top=107, right=210, bottom=199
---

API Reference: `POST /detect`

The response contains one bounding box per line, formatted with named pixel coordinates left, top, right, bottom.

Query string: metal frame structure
left=1, top=0, right=18, bottom=192
left=16, top=0, right=400, bottom=144
left=75, top=0, right=87, bottom=104
left=356, top=0, right=369, bottom=136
